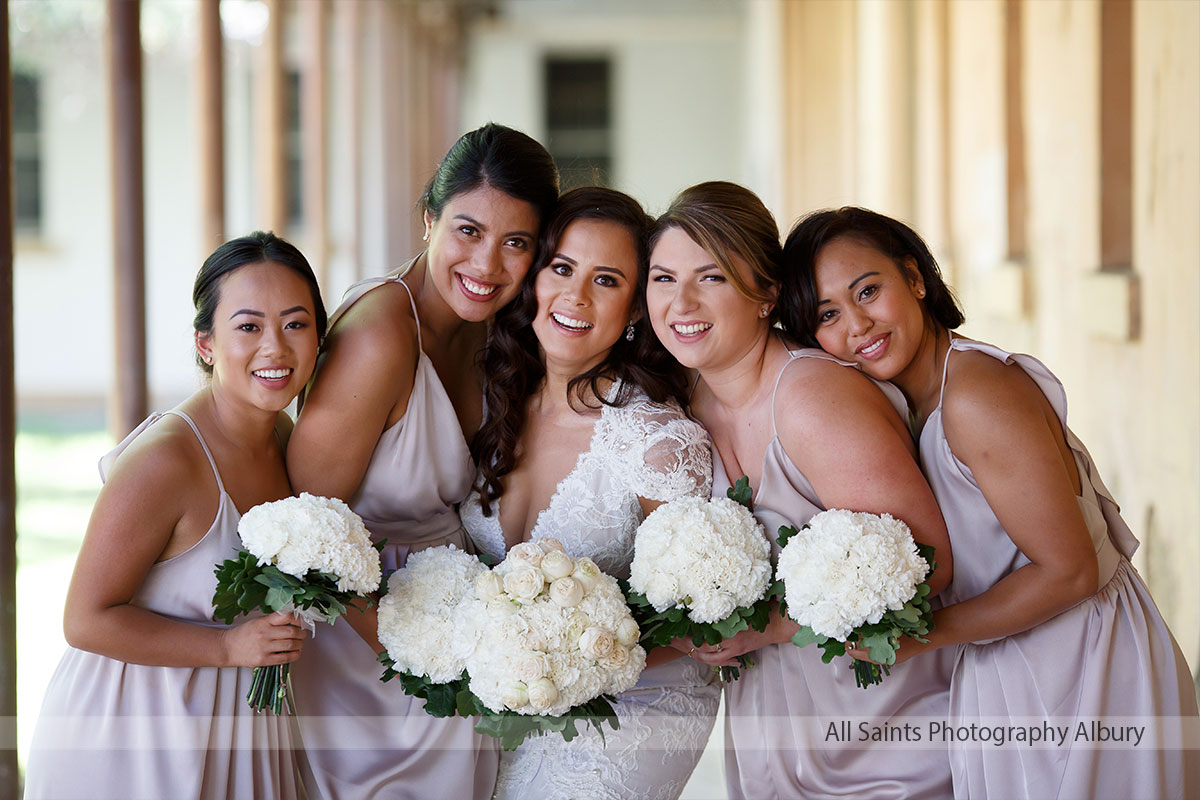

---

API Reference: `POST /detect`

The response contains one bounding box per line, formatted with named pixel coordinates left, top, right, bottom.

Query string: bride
left=460, top=186, right=718, bottom=799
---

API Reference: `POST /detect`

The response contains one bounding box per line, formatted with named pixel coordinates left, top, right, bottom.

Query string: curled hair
left=420, top=122, right=559, bottom=228
left=649, top=181, right=783, bottom=324
left=192, top=231, right=327, bottom=375
left=471, top=187, right=688, bottom=515
left=780, top=207, right=965, bottom=346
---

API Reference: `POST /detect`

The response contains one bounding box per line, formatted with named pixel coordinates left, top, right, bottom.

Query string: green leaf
left=727, top=475, right=753, bottom=509
left=790, top=626, right=824, bottom=648
left=776, top=525, right=800, bottom=548
left=265, top=585, right=296, bottom=611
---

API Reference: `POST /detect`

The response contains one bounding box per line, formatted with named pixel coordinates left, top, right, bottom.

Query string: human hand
left=221, top=611, right=308, bottom=667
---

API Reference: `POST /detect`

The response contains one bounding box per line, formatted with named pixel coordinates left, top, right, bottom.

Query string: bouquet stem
left=246, top=664, right=293, bottom=714
left=852, top=659, right=889, bottom=689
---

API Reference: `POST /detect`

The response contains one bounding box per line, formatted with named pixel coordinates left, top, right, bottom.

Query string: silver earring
left=625, top=324, right=635, bottom=342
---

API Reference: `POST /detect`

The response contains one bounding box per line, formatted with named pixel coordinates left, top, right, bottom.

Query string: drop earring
left=625, top=323, right=635, bottom=342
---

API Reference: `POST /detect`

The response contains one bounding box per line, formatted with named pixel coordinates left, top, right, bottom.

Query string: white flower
left=538, top=538, right=566, bottom=554
left=571, top=557, right=602, bottom=592
left=629, top=495, right=771, bottom=624
left=502, top=681, right=529, bottom=709
left=579, top=627, right=615, bottom=660
left=508, top=541, right=545, bottom=569
left=487, top=595, right=519, bottom=618
left=540, top=550, right=575, bottom=581
left=503, top=566, right=545, bottom=601
left=549, top=577, right=584, bottom=608
left=459, top=548, right=645, bottom=717
left=475, top=571, right=504, bottom=602
left=527, top=677, right=559, bottom=711
left=604, top=645, right=631, bottom=670
left=237, top=493, right=382, bottom=596
left=514, top=651, right=549, bottom=683
left=615, top=617, right=640, bottom=647
left=377, top=545, right=487, bottom=683
left=776, top=509, right=929, bottom=641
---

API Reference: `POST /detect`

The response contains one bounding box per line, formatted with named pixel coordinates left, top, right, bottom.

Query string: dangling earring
left=625, top=323, right=635, bottom=342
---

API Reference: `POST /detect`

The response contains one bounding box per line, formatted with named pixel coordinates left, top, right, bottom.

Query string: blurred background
left=6, top=0, right=1198, bottom=795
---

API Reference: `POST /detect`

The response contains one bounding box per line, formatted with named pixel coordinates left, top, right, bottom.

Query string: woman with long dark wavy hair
left=460, top=186, right=720, bottom=799
left=285, top=123, right=558, bottom=800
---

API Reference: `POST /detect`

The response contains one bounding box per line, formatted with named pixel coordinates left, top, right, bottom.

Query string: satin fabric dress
left=718, top=348, right=955, bottom=800
left=24, top=410, right=303, bottom=799
left=290, top=263, right=498, bottom=800
left=921, top=337, right=1199, bottom=800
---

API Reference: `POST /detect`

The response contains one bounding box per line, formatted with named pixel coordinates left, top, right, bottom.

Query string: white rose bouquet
left=776, top=508, right=936, bottom=688
left=213, top=492, right=383, bottom=713
left=625, top=477, right=779, bottom=679
left=452, top=539, right=646, bottom=750
left=376, top=545, right=487, bottom=717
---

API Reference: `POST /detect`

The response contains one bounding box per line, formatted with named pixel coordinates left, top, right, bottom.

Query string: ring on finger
left=715, top=643, right=723, bottom=652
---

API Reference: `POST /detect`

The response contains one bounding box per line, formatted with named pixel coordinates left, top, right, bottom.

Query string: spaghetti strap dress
left=920, top=336, right=1199, bottom=800
left=24, top=410, right=303, bottom=800
left=290, top=260, right=499, bottom=800
left=717, top=347, right=954, bottom=800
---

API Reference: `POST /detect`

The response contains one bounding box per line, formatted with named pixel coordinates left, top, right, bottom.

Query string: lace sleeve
left=609, top=398, right=713, bottom=503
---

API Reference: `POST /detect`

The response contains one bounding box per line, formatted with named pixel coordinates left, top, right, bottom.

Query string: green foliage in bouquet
left=787, top=542, right=937, bottom=689
left=378, top=652, right=620, bottom=751
left=461, top=691, right=620, bottom=752
left=623, top=476, right=783, bottom=681
left=377, top=653, right=470, bottom=719
left=212, top=546, right=381, bottom=713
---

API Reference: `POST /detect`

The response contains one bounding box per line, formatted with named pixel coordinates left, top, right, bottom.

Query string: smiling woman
left=460, top=186, right=720, bottom=800
left=283, top=123, right=559, bottom=800
left=23, top=232, right=325, bottom=799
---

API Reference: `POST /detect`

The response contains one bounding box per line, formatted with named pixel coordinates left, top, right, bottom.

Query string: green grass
left=14, top=424, right=109, bottom=771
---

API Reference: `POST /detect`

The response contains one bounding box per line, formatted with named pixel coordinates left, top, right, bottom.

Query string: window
left=13, top=71, right=42, bottom=232
left=286, top=68, right=303, bottom=228
left=544, top=57, right=612, bottom=189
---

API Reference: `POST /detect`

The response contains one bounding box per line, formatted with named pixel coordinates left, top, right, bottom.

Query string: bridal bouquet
left=776, top=508, right=935, bottom=688
left=213, top=492, right=383, bottom=713
left=379, top=539, right=646, bottom=750
left=625, top=478, right=779, bottom=680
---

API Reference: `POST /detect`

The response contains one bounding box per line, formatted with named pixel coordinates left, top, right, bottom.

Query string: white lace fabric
left=459, top=389, right=720, bottom=800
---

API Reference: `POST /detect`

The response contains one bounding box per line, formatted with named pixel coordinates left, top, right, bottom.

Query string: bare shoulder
left=321, top=282, right=419, bottom=372
left=774, top=356, right=895, bottom=436
left=941, top=349, right=1050, bottom=453
left=99, top=415, right=208, bottom=513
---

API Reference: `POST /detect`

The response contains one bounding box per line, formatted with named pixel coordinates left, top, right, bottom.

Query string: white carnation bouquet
left=625, top=478, right=780, bottom=680
left=213, top=492, right=383, bottom=713
left=776, top=508, right=935, bottom=688
left=376, top=545, right=486, bottom=717
left=378, top=539, right=646, bottom=749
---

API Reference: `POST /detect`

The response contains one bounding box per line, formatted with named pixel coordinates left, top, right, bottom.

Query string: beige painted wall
left=783, top=0, right=1200, bottom=673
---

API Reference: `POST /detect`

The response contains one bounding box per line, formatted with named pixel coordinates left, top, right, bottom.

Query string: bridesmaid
left=644, top=182, right=956, bottom=800
left=285, top=123, right=558, bottom=800
left=24, top=232, right=322, bottom=798
left=460, top=187, right=719, bottom=799
left=784, top=206, right=1199, bottom=800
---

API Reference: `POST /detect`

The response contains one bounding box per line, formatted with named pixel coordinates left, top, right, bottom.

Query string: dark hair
left=192, top=231, right=327, bottom=375
left=471, top=187, right=688, bottom=515
left=648, top=181, right=783, bottom=323
left=420, top=122, right=559, bottom=227
left=780, top=207, right=964, bottom=346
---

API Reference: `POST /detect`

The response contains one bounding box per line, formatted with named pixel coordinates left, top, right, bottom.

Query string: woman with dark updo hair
left=26, top=232, right=323, bottom=798
left=459, top=186, right=719, bottom=799
left=285, top=123, right=558, bottom=800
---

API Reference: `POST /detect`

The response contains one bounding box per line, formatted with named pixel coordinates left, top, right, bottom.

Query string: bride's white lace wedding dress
left=460, top=387, right=720, bottom=800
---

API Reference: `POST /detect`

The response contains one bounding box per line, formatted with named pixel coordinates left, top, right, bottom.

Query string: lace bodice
left=460, top=390, right=713, bottom=578
left=460, top=388, right=720, bottom=800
